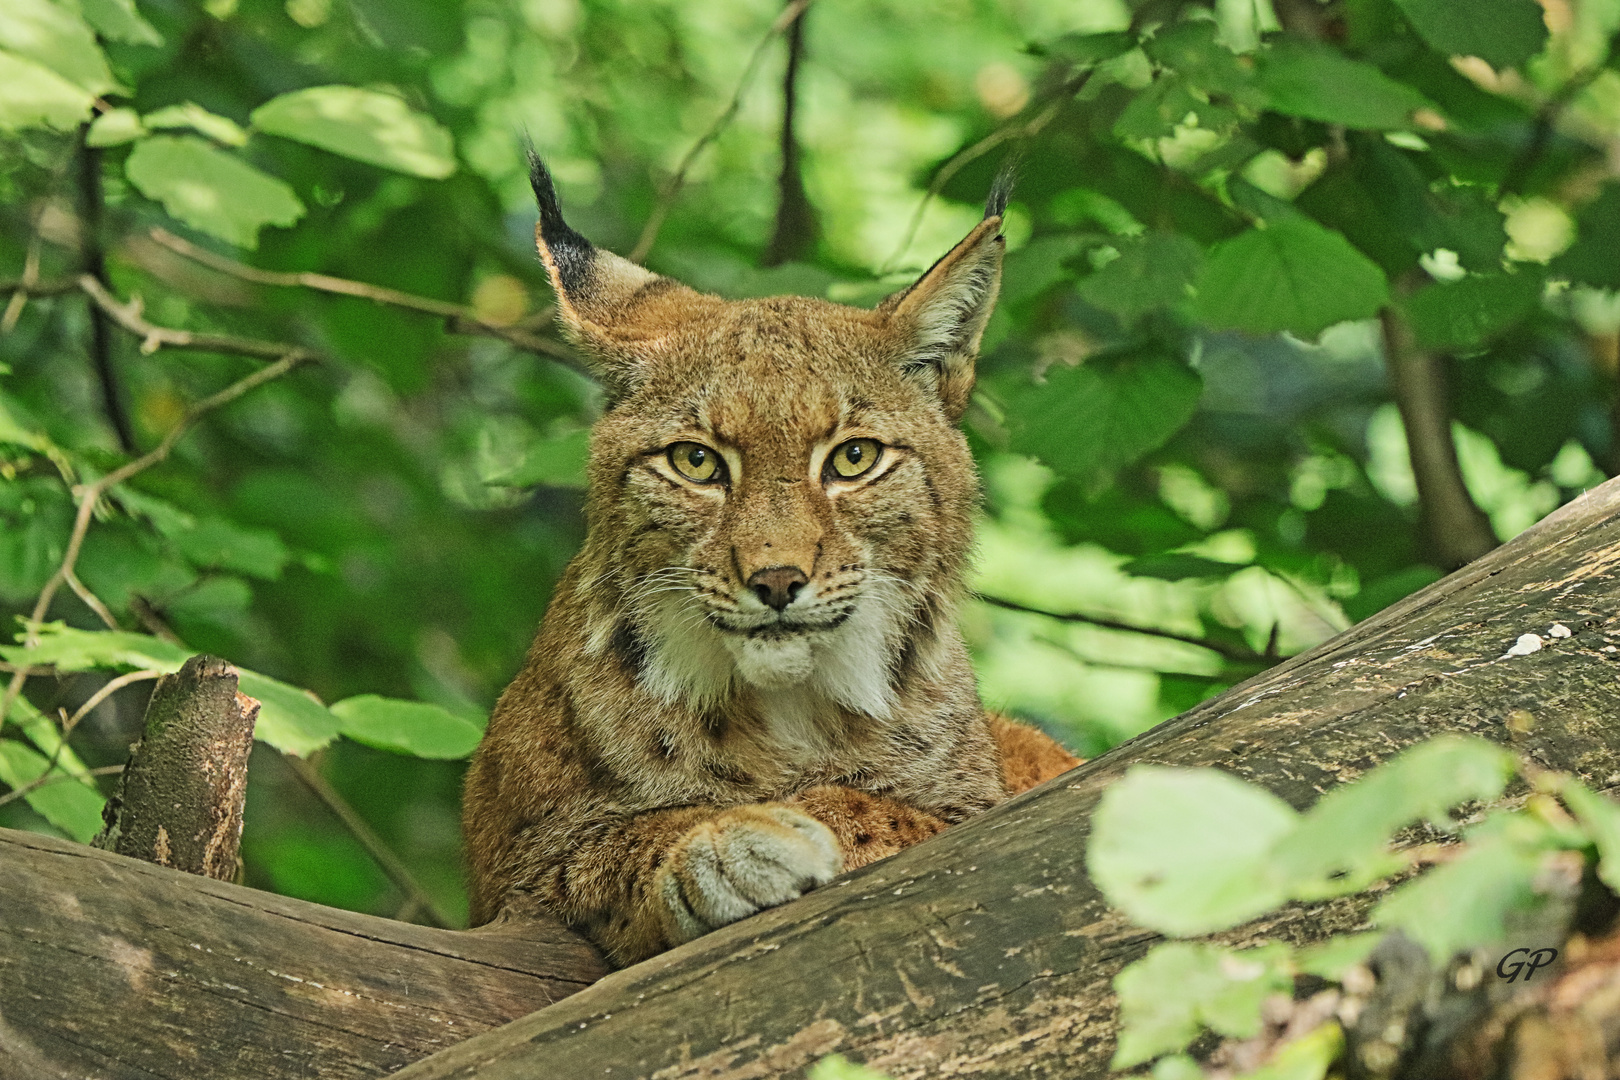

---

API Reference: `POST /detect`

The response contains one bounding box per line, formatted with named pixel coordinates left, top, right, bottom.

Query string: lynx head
left=531, top=152, right=1007, bottom=722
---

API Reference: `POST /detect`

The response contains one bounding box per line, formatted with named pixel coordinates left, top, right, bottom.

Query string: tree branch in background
left=882, top=68, right=1089, bottom=274
left=143, top=228, right=586, bottom=373
left=1500, top=58, right=1610, bottom=197
left=760, top=0, right=817, bottom=267
left=79, top=128, right=135, bottom=453
left=1379, top=300, right=1498, bottom=569
left=973, top=592, right=1267, bottom=665
left=628, top=0, right=814, bottom=264
left=283, top=753, right=455, bottom=929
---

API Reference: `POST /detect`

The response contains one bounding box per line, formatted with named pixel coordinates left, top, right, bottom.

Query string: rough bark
left=389, top=477, right=1620, bottom=1080
left=94, top=655, right=258, bottom=879
left=6, top=479, right=1620, bottom=1079
left=0, top=828, right=608, bottom=1080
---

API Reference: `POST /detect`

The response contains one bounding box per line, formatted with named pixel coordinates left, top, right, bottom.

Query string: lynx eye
left=667, top=441, right=723, bottom=483
left=828, top=438, right=882, bottom=480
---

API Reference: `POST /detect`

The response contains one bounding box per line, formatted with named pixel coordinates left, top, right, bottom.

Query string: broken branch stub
left=94, top=654, right=259, bottom=880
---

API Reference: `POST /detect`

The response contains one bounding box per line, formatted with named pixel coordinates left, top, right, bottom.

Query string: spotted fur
left=462, top=153, right=1074, bottom=967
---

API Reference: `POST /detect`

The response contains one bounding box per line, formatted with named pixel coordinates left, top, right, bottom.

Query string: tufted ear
left=877, top=172, right=1011, bottom=421
left=528, top=149, right=696, bottom=402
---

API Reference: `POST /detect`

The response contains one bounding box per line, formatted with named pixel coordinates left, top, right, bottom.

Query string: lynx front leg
left=788, top=786, right=947, bottom=870
left=655, top=805, right=842, bottom=947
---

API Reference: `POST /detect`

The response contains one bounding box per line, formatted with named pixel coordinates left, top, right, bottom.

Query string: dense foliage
left=3, top=0, right=1618, bottom=929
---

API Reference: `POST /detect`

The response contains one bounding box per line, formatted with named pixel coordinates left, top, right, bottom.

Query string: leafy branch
left=628, top=0, right=815, bottom=263
left=973, top=592, right=1268, bottom=665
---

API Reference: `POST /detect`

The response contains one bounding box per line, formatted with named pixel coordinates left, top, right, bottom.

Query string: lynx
left=461, top=153, right=1078, bottom=966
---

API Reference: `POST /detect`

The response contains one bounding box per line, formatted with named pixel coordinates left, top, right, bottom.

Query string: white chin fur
left=726, top=634, right=814, bottom=690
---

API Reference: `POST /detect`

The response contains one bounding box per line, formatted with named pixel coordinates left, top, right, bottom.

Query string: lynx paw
left=656, top=805, right=842, bottom=945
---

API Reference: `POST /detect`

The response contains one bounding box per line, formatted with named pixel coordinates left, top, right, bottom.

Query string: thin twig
left=882, top=68, right=1091, bottom=273
left=65, top=669, right=162, bottom=730
left=284, top=754, right=455, bottom=929
left=81, top=131, right=135, bottom=453
left=973, top=592, right=1267, bottom=664
left=1501, top=58, right=1611, bottom=197
left=0, top=294, right=315, bottom=730
left=1, top=234, right=42, bottom=333
left=0, top=764, right=123, bottom=810
left=146, top=228, right=584, bottom=371
left=629, top=0, right=814, bottom=264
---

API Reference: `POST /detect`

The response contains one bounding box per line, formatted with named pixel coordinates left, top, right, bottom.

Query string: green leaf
left=238, top=670, right=340, bottom=757
left=1294, top=932, right=1382, bottom=979
left=125, top=136, right=305, bottom=249
left=0, top=623, right=191, bottom=673
left=1001, top=351, right=1202, bottom=489
left=807, top=1056, right=893, bottom=1080
left=1112, top=942, right=1293, bottom=1067
left=0, top=51, right=95, bottom=132
left=1041, top=30, right=1138, bottom=67
left=1391, top=0, right=1547, bottom=69
left=144, top=102, right=249, bottom=147
left=167, top=516, right=291, bottom=580
left=1256, top=39, right=1434, bottom=130
left=1559, top=779, right=1620, bottom=894
left=1193, top=216, right=1390, bottom=339
left=87, top=106, right=146, bottom=146
left=329, top=695, right=484, bottom=759
left=1400, top=271, right=1543, bottom=351
left=1551, top=184, right=1620, bottom=289
left=1270, top=737, right=1514, bottom=896
left=484, top=427, right=591, bottom=489
left=1000, top=235, right=1088, bottom=307
left=1373, top=815, right=1569, bottom=960
left=0, top=738, right=106, bottom=842
left=1121, top=553, right=1247, bottom=580
left=81, top=0, right=164, bottom=46
left=1240, top=1021, right=1344, bottom=1080
left=251, top=86, right=457, bottom=179
left=1089, top=765, right=1298, bottom=935
left=0, top=0, right=122, bottom=95
left=1143, top=21, right=1263, bottom=105
left=1077, top=232, right=1204, bottom=326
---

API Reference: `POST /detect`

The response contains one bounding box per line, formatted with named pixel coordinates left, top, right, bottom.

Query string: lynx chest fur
left=462, top=154, right=1075, bottom=967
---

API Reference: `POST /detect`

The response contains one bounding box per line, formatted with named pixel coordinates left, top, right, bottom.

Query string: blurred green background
left=3, top=0, right=1617, bottom=928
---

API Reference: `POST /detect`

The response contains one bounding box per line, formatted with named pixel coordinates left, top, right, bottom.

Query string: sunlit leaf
left=1400, top=271, right=1544, bottom=351
left=252, top=86, right=457, bottom=178
left=1270, top=737, right=1514, bottom=895
left=87, top=106, right=146, bottom=146
left=1193, top=215, right=1389, bottom=338
left=144, top=102, right=249, bottom=147
left=237, top=670, right=340, bottom=757
left=1090, top=765, right=1297, bottom=935
left=81, top=0, right=164, bottom=46
left=1256, top=39, right=1433, bottom=130
left=0, top=738, right=106, bottom=842
left=0, top=0, right=122, bottom=95
left=330, top=695, right=484, bottom=759
left=0, top=624, right=191, bottom=673
left=484, top=427, right=591, bottom=489
left=1240, top=1021, right=1344, bottom=1080
left=1560, top=779, right=1620, bottom=894
left=1391, top=0, right=1547, bottom=69
left=0, top=51, right=95, bottom=132
left=125, top=135, right=305, bottom=248
left=1001, top=351, right=1202, bottom=489
left=1112, top=942, right=1293, bottom=1067
left=1121, top=553, right=1246, bottom=580
left=1076, top=232, right=1203, bottom=327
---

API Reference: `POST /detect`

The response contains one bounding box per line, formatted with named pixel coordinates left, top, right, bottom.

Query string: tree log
left=0, top=829, right=607, bottom=1079
left=388, top=480, right=1620, bottom=1080
left=5, top=478, right=1620, bottom=1080
left=94, top=654, right=258, bottom=879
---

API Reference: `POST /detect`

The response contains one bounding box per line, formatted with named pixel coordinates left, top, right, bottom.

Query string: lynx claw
left=657, top=805, right=842, bottom=945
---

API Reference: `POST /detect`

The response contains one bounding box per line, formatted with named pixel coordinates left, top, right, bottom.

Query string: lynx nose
left=748, top=566, right=808, bottom=611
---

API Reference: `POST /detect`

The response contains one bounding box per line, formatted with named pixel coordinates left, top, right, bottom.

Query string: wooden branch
left=1380, top=302, right=1499, bottom=569
left=79, top=128, right=136, bottom=453
left=94, top=655, right=258, bottom=880
left=0, top=828, right=607, bottom=1079
left=390, top=476, right=1620, bottom=1080
left=760, top=0, right=817, bottom=267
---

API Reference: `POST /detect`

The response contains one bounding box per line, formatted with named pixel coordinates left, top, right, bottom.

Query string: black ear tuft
left=525, top=142, right=596, bottom=295
left=984, top=160, right=1018, bottom=221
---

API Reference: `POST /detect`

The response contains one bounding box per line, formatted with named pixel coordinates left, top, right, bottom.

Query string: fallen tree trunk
left=4, top=478, right=1620, bottom=1080
left=0, top=829, right=607, bottom=1079
left=391, top=480, right=1620, bottom=1080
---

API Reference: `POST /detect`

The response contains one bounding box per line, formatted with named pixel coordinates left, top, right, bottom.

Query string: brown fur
left=462, top=155, right=1075, bottom=967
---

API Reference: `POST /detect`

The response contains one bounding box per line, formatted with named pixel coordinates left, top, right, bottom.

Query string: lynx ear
left=879, top=174, right=1011, bottom=421
left=528, top=149, right=689, bottom=401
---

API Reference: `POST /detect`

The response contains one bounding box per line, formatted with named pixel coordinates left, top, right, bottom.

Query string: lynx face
left=528, top=151, right=1006, bottom=734
left=585, top=294, right=981, bottom=721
